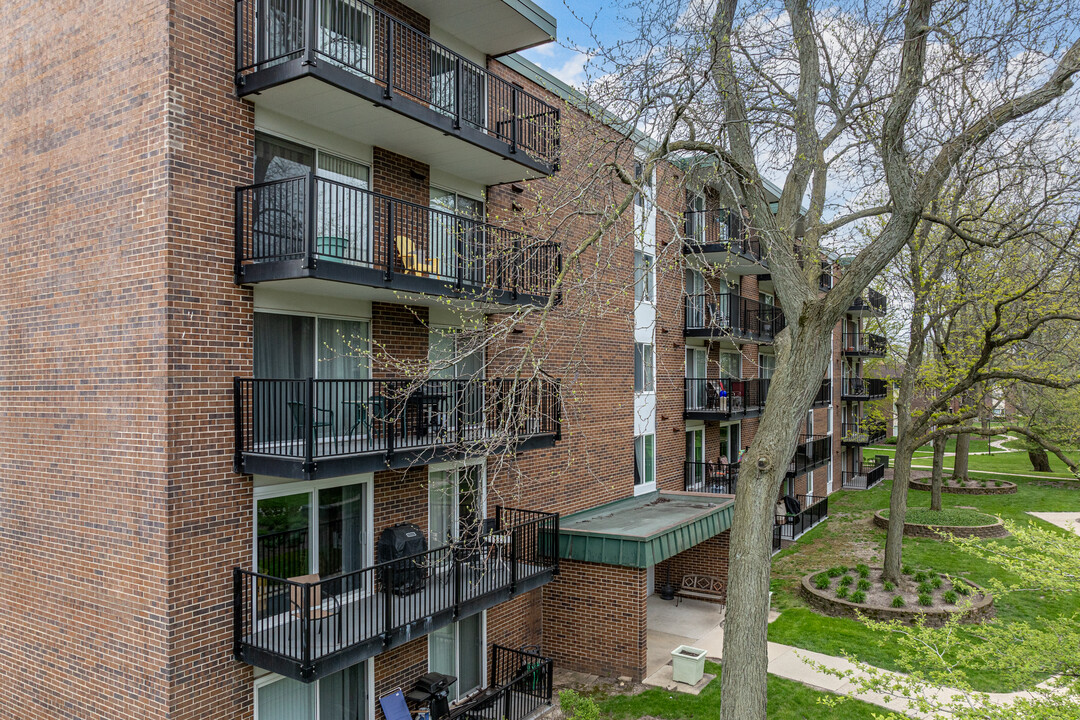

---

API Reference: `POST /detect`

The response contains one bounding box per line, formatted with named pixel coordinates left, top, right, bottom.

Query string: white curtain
left=428, top=470, right=454, bottom=548
left=258, top=677, right=315, bottom=720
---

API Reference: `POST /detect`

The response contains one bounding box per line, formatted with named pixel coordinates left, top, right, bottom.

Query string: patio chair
left=394, top=235, right=440, bottom=276
left=286, top=401, right=334, bottom=439
left=287, top=573, right=342, bottom=646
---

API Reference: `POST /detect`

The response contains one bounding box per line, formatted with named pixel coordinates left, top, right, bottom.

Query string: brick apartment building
left=1, top=0, right=889, bottom=718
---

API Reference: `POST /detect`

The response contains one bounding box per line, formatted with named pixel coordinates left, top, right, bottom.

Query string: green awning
left=558, top=492, right=734, bottom=568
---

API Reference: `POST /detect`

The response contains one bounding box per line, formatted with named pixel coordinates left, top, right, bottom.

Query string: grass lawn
left=769, top=467, right=1080, bottom=692
left=863, top=445, right=1078, bottom=476
left=595, top=661, right=892, bottom=720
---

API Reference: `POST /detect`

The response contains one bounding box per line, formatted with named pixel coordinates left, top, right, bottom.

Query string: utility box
left=671, top=645, right=708, bottom=685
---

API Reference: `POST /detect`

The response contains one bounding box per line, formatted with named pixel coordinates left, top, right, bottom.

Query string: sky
left=518, top=0, right=621, bottom=87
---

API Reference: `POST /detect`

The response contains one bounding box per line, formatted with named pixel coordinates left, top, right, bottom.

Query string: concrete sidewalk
left=646, top=599, right=1052, bottom=718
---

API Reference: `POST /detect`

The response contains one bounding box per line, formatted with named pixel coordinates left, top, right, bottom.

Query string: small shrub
left=891, top=595, right=906, bottom=608
left=953, top=581, right=971, bottom=596
left=856, top=564, right=870, bottom=578
left=560, top=691, right=600, bottom=720
left=902, top=564, right=914, bottom=575
left=931, top=575, right=943, bottom=589
left=836, top=586, right=850, bottom=599
left=995, top=481, right=1003, bottom=487
left=839, top=575, right=854, bottom=587
left=918, top=581, right=933, bottom=594
left=913, top=571, right=928, bottom=583
left=850, top=590, right=867, bottom=604
left=918, top=593, right=933, bottom=606
left=814, top=574, right=831, bottom=590
left=827, top=566, right=846, bottom=578
left=943, top=590, right=958, bottom=604
left=857, top=579, right=871, bottom=591
left=883, top=580, right=895, bottom=592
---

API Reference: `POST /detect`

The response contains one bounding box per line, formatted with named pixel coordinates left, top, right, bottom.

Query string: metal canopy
left=558, top=492, right=734, bottom=568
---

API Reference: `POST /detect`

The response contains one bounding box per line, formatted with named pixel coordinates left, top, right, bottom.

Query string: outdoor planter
left=671, top=645, right=708, bottom=685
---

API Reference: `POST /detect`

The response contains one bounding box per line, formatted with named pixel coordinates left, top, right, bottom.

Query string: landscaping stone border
left=909, top=478, right=1017, bottom=495
left=872, top=510, right=1009, bottom=539
left=800, top=570, right=994, bottom=627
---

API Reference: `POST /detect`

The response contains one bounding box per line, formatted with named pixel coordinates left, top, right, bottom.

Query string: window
left=759, top=354, right=775, bottom=380
left=634, top=161, right=652, bottom=208
left=318, top=0, right=374, bottom=73
left=254, top=133, right=371, bottom=262
left=254, top=480, right=369, bottom=580
left=430, top=615, right=484, bottom=702
left=429, top=188, right=485, bottom=283
left=635, top=434, right=655, bottom=486
left=634, top=343, right=654, bottom=393
left=718, top=352, right=740, bottom=380
left=634, top=250, right=654, bottom=303
left=685, top=269, right=705, bottom=327
left=256, top=664, right=369, bottom=720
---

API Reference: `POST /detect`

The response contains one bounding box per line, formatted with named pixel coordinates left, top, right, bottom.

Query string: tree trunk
left=930, top=435, right=946, bottom=511
left=883, top=432, right=916, bottom=583
left=719, top=321, right=831, bottom=720
left=1029, top=448, right=1051, bottom=472
left=953, top=432, right=970, bottom=480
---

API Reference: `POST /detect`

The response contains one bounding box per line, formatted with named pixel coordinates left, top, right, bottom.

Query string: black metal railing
left=775, top=494, right=828, bottom=542
left=841, top=333, right=886, bottom=356
left=811, top=379, right=832, bottom=407
left=235, top=0, right=560, bottom=165
left=839, top=377, right=889, bottom=399
left=841, top=461, right=886, bottom=490
left=684, top=377, right=770, bottom=417
left=684, top=293, right=786, bottom=341
left=235, top=376, right=561, bottom=465
left=234, top=508, right=559, bottom=680
left=458, top=645, right=554, bottom=720
left=850, top=288, right=887, bottom=314
left=788, top=434, right=831, bottom=477
left=840, top=421, right=887, bottom=445
left=684, top=460, right=740, bottom=494
left=683, top=209, right=763, bottom=262
left=235, top=174, right=561, bottom=301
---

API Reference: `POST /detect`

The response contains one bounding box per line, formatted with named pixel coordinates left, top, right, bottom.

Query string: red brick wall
left=654, top=531, right=731, bottom=604
left=542, top=560, right=648, bottom=680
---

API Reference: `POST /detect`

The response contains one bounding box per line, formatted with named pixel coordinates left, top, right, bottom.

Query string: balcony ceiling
left=405, top=0, right=556, bottom=56
left=245, top=77, right=548, bottom=185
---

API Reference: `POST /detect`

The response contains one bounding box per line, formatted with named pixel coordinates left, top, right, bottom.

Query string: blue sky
left=519, top=0, right=623, bottom=86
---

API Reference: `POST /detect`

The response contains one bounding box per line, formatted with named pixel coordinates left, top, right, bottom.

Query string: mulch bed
left=800, top=567, right=993, bottom=627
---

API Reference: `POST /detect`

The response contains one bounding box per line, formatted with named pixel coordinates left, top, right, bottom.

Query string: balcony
left=840, top=421, right=887, bottom=446
left=849, top=288, right=887, bottom=316
left=839, top=377, right=889, bottom=401
left=684, top=460, right=739, bottom=494
left=455, top=644, right=554, bottom=720
left=787, top=434, right=831, bottom=478
left=234, top=0, right=559, bottom=183
left=811, top=379, right=831, bottom=408
left=683, top=209, right=767, bottom=273
left=234, top=377, right=560, bottom=480
left=233, top=507, right=558, bottom=682
left=841, top=333, right=887, bottom=358
left=235, top=174, right=561, bottom=306
left=684, top=378, right=769, bottom=421
left=774, top=494, right=828, bottom=547
left=841, top=460, right=886, bottom=490
left=684, top=293, right=786, bottom=343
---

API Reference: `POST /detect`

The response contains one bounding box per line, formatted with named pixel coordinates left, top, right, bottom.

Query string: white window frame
left=429, top=612, right=488, bottom=704
left=634, top=342, right=655, bottom=394
left=634, top=250, right=655, bottom=304
left=252, top=475, right=375, bottom=576
left=254, top=308, right=372, bottom=380
left=254, top=661, right=375, bottom=720
left=634, top=433, right=657, bottom=495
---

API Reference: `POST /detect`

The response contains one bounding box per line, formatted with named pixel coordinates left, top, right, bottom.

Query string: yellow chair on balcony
left=394, top=235, right=440, bottom=276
